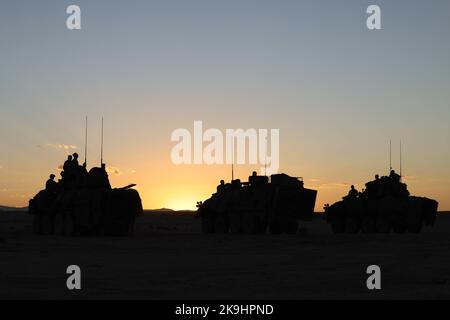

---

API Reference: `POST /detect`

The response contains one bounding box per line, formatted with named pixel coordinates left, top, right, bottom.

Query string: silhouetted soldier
left=249, top=171, right=268, bottom=185
left=365, top=174, right=380, bottom=196
left=389, top=169, right=401, bottom=183
left=79, top=161, right=88, bottom=186
left=231, top=179, right=242, bottom=189
left=217, top=180, right=226, bottom=193
left=63, top=155, right=73, bottom=172
left=45, top=174, right=58, bottom=193
left=249, top=171, right=257, bottom=185
left=347, top=185, right=358, bottom=199
left=72, top=153, right=80, bottom=167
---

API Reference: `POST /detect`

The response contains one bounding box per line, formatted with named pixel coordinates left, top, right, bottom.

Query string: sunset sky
left=1, top=0, right=449, bottom=210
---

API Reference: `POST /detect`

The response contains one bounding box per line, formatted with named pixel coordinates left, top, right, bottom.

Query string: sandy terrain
left=1, top=210, right=449, bottom=300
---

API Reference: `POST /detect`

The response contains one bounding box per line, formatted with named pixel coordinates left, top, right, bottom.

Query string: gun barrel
left=120, top=184, right=137, bottom=190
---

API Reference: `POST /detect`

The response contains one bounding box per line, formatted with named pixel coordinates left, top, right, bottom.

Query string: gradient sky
left=1, top=0, right=449, bottom=210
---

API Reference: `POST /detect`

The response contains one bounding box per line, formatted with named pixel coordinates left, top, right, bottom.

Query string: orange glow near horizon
left=0, top=169, right=448, bottom=212
left=0, top=146, right=449, bottom=212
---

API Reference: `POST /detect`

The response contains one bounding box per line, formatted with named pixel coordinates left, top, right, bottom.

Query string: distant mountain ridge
left=0, top=205, right=195, bottom=213
left=0, top=205, right=28, bottom=212
left=144, top=208, right=196, bottom=215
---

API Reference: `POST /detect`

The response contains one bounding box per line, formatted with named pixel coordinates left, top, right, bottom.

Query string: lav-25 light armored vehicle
left=324, top=171, right=438, bottom=234
left=29, top=164, right=143, bottom=236
left=197, top=172, right=317, bottom=234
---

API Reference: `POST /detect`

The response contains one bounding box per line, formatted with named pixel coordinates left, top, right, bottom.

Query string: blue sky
left=1, top=1, right=449, bottom=209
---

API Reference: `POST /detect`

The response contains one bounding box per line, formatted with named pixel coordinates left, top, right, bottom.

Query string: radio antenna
left=264, top=135, right=268, bottom=177
left=84, top=116, right=88, bottom=166
left=400, top=140, right=402, bottom=179
left=100, top=117, right=104, bottom=166
left=389, top=140, right=392, bottom=171
left=231, top=138, right=234, bottom=181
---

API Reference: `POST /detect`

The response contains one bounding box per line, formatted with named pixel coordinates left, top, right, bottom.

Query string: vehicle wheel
left=63, top=214, right=75, bottom=236
left=408, top=223, right=422, bottom=233
left=201, top=214, right=215, bottom=234
left=32, top=215, right=42, bottom=234
left=269, top=220, right=283, bottom=234
left=375, top=217, right=391, bottom=233
left=392, top=224, right=407, bottom=234
left=41, top=215, right=53, bottom=235
left=53, top=214, right=64, bottom=235
left=284, top=220, right=299, bottom=235
left=330, top=218, right=345, bottom=234
left=242, top=212, right=257, bottom=234
left=345, top=218, right=360, bottom=234
left=214, top=214, right=229, bottom=233
left=361, top=217, right=376, bottom=233
left=229, top=214, right=241, bottom=234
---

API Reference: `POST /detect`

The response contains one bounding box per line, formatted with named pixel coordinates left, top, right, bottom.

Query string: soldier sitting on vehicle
left=45, top=174, right=58, bottom=193
left=217, top=180, right=226, bottom=193
left=249, top=171, right=269, bottom=185
left=389, top=169, right=401, bottom=183
left=364, top=174, right=381, bottom=199
left=68, top=152, right=89, bottom=187
left=72, top=153, right=80, bottom=167
left=61, top=154, right=78, bottom=188
left=347, top=185, right=359, bottom=199
left=63, top=155, right=73, bottom=172
left=231, top=179, right=242, bottom=189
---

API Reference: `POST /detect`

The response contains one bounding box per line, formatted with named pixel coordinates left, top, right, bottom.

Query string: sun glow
left=164, top=197, right=198, bottom=211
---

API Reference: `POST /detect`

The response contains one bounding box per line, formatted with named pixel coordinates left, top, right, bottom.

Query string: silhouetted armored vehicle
left=324, top=173, right=438, bottom=234
left=29, top=165, right=143, bottom=236
left=197, top=172, right=317, bottom=234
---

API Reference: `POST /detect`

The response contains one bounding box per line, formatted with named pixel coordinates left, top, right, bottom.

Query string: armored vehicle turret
left=197, top=172, right=317, bottom=234
left=324, top=172, right=438, bottom=234
left=29, top=163, right=143, bottom=236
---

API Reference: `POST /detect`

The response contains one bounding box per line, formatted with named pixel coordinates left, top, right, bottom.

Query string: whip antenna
left=400, top=140, right=402, bottom=179
left=101, top=117, right=104, bottom=166
left=264, top=135, right=268, bottom=177
left=231, top=138, right=234, bottom=181
left=84, top=116, right=88, bottom=166
left=389, top=140, right=392, bottom=171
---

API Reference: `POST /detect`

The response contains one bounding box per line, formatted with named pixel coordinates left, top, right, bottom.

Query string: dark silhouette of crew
left=248, top=171, right=268, bottom=186
left=364, top=174, right=382, bottom=198
left=231, top=179, right=242, bottom=189
left=45, top=174, right=58, bottom=192
left=60, top=152, right=92, bottom=188
left=72, top=153, right=80, bottom=167
left=358, top=169, right=410, bottom=200
left=389, top=169, right=401, bottom=182
left=347, top=185, right=358, bottom=198
left=63, top=155, right=73, bottom=172
left=217, top=180, right=226, bottom=193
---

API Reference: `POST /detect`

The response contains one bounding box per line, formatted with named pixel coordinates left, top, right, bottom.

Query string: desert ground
left=1, top=210, right=449, bottom=300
